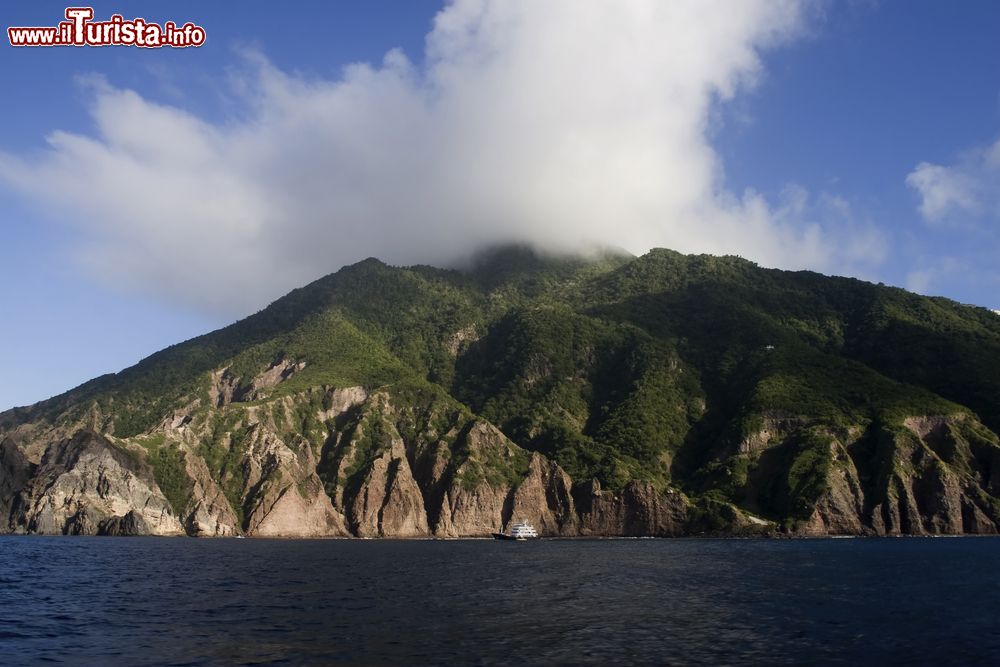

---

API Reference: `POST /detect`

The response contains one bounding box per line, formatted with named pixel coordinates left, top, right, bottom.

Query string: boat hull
left=491, top=533, right=538, bottom=540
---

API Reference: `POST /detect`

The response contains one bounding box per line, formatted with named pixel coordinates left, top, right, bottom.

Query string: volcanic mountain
left=2, top=245, right=999, bottom=537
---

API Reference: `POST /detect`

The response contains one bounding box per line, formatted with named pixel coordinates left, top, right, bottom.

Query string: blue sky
left=1, top=0, right=999, bottom=411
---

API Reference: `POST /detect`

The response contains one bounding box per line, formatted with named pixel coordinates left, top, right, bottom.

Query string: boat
left=492, top=521, right=539, bottom=540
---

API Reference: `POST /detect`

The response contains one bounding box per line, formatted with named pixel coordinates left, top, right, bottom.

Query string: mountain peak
left=2, top=247, right=999, bottom=537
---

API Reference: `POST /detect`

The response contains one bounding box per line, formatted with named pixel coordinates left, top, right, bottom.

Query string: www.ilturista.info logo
left=8, top=7, right=206, bottom=48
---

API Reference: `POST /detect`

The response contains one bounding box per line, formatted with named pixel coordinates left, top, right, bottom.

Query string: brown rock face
left=98, top=510, right=150, bottom=536
left=0, top=438, right=34, bottom=527
left=792, top=416, right=1000, bottom=536
left=0, top=388, right=700, bottom=538
left=316, top=386, right=368, bottom=422
left=180, top=454, right=240, bottom=537
left=432, top=422, right=513, bottom=537
left=8, top=431, right=183, bottom=536
left=348, top=437, right=429, bottom=538
left=249, top=480, right=349, bottom=538
left=208, top=359, right=307, bottom=408
left=798, top=443, right=867, bottom=536
left=574, top=479, right=688, bottom=536
left=6, top=380, right=995, bottom=539
left=508, top=453, right=578, bottom=536
left=238, top=426, right=349, bottom=538
left=429, top=422, right=583, bottom=537
left=434, top=477, right=508, bottom=537
left=739, top=415, right=812, bottom=455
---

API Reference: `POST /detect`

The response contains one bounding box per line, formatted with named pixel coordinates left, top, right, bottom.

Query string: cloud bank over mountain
left=0, top=0, right=885, bottom=316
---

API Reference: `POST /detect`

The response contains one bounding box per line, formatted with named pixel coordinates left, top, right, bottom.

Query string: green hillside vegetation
left=6, top=244, right=1000, bottom=530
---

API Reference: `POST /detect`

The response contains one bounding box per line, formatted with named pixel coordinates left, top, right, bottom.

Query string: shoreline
left=1, top=532, right=995, bottom=540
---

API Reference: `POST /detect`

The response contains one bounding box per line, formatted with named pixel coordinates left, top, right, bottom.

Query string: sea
left=1, top=536, right=998, bottom=666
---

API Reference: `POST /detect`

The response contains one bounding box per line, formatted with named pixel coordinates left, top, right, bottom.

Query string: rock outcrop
left=574, top=479, right=689, bottom=536
left=508, top=453, right=577, bottom=535
left=7, top=431, right=183, bottom=536
left=745, top=415, right=1000, bottom=536
left=240, top=429, right=349, bottom=538
left=98, top=510, right=151, bottom=536
left=2, top=389, right=998, bottom=538
left=180, top=453, right=240, bottom=537
left=432, top=422, right=518, bottom=537
left=0, top=437, right=34, bottom=527
left=348, top=435, right=429, bottom=537
left=209, top=358, right=307, bottom=407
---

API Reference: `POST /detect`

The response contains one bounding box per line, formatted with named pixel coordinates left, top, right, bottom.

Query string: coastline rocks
left=348, top=436, right=429, bottom=538
left=7, top=431, right=183, bottom=536
left=574, top=479, right=689, bottom=536
left=433, top=422, right=515, bottom=537
left=793, top=416, right=1000, bottom=536
left=180, top=453, right=240, bottom=537
left=796, top=442, right=867, bottom=536
left=98, top=510, right=151, bottom=536
left=2, top=391, right=998, bottom=538
left=0, top=437, right=34, bottom=528
left=507, top=453, right=578, bottom=536
left=239, top=426, right=349, bottom=538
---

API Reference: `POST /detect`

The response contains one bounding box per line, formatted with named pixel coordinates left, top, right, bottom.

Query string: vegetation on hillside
left=5, top=244, right=1000, bottom=524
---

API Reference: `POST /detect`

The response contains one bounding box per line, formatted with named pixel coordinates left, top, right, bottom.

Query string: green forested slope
left=4, top=245, right=999, bottom=533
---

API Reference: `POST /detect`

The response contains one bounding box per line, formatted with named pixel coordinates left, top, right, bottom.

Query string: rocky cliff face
left=737, top=413, right=1000, bottom=536
left=322, top=394, right=589, bottom=537
left=0, top=384, right=713, bottom=537
left=574, top=479, right=689, bottom=536
left=5, top=431, right=182, bottom=536
left=0, top=437, right=33, bottom=526
left=3, top=381, right=999, bottom=538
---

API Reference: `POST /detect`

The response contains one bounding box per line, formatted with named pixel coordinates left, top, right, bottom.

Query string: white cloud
left=905, top=162, right=979, bottom=223
left=0, top=0, right=880, bottom=316
left=905, top=137, right=1000, bottom=306
left=906, top=137, right=1000, bottom=226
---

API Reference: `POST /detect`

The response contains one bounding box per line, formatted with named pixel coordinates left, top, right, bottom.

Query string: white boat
left=492, top=521, right=539, bottom=540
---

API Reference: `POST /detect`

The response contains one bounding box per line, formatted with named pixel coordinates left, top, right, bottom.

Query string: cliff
left=0, top=386, right=701, bottom=537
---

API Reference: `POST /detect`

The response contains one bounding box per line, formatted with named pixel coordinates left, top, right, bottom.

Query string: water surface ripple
left=1, top=537, right=998, bottom=665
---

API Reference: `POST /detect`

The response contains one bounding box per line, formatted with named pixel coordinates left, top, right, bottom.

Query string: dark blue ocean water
left=1, top=537, right=998, bottom=666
